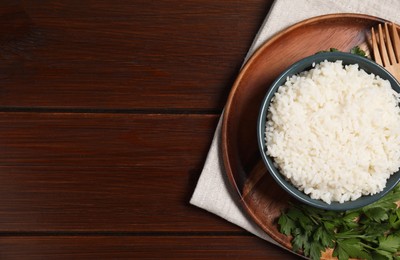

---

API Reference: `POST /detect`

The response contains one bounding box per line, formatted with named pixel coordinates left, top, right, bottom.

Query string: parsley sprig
left=317, top=46, right=367, bottom=57
left=278, top=184, right=400, bottom=260
left=350, top=46, right=367, bottom=57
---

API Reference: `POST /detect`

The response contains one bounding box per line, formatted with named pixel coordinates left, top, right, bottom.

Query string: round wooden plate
left=221, top=13, right=388, bottom=253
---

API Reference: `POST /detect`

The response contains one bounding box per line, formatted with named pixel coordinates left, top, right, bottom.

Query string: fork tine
left=378, top=24, right=391, bottom=67
left=384, top=23, right=397, bottom=64
left=371, top=27, right=383, bottom=66
left=391, top=23, right=400, bottom=63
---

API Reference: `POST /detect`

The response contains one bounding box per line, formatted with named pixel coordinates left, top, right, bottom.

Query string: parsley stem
left=309, top=215, right=320, bottom=225
left=359, top=242, right=377, bottom=251
left=335, top=233, right=371, bottom=239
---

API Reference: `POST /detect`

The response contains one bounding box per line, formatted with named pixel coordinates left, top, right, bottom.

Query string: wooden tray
left=221, top=13, right=388, bottom=254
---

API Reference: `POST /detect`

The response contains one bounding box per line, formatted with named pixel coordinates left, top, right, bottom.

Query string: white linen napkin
left=190, top=0, right=400, bottom=247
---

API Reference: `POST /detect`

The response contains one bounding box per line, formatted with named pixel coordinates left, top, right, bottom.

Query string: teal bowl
left=257, top=52, right=400, bottom=211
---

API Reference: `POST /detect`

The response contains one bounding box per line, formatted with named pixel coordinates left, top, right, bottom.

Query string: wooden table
left=0, top=1, right=299, bottom=259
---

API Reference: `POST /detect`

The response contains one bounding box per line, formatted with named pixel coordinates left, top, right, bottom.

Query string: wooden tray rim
left=221, top=12, right=389, bottom=254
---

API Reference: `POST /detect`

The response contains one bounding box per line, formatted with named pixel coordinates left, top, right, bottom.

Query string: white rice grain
left=265, top=60, right=400, bottom=204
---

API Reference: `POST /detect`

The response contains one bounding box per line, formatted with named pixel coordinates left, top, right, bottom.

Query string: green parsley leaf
left=342, top=211, right=360, bottom=229
left=350, top=46, right=367, bottom=57
left=342, top=211, right=359, bottom=223
left=292, top=232, right=308, bottom=252
left=316, top=46, right=367, bottom=57
left=323, top=220, right=337, bottom=231
left=378, top=235, right=400, bottom=253
left=309, top=242, right=324, bottom=260
left=363, top=188, right=400, bottom=211
left=316, top=47, right=340, bottom=54
left=373, top=249, right=395, bottom=260
left=335, top=239, right=371, bottom=260
left=333, top=242, right=349, bottom=260
left=278, top=213, right=296, bottom=235
left=364, top=222, right=391, bottom=238
left=313, top=226, right=335, bottom=248
left=392, top=209, right=400, bottom=229
left=364, top=207, right=389, bottom=222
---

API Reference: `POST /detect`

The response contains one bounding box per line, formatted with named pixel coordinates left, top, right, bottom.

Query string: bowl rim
left=257, top=51, right=400, bottom=211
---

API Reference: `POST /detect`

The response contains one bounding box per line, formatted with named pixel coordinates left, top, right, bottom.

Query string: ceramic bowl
left=257, top=52, right=400, bottom=211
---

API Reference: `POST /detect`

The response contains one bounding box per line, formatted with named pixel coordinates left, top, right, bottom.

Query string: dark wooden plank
left=0, top=165, right=238, bottom=232
left=0, top=113, right=242, bottom=231
left=0, top=0, right=273, bottom=110
left=0, top=236, right=299, bottom=259
left=0, top=112, right=216, bottom=167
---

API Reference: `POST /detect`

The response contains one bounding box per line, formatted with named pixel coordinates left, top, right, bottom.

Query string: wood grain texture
left=0, top=165, right=240, bottom=232
left=0, top=113, right=237, bottom=232
left=0, top=0, right=298, bottom=259
left=0, top=113, right=217, bottom=167
left=0, top=236, right=299, bottom=260
left=0, top=0, right=272, bottom=110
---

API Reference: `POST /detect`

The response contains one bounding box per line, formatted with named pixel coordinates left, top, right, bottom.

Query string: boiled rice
left=265, top=60, right=400, bottom=204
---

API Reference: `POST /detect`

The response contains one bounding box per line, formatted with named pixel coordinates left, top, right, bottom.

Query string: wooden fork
left=371, top=23, right=400, bottom=80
